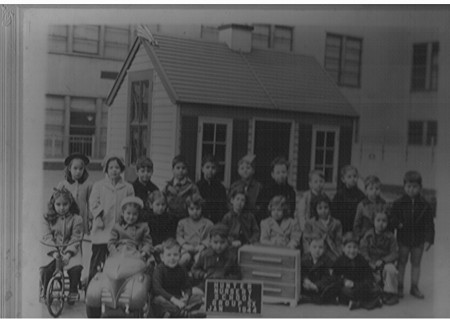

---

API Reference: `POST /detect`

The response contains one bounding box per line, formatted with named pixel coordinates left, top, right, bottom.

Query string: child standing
left=176, top=194, right=213, bottom=267
left=222, top=187, right=260, bottom=248
left=196, top=154, right=227, bottom=224
left=301, top=235, right=339, bottom=304
left=163, top=155, right=200, bottom=225
left=108, top=196, right=153, bottom=259
left=296, top=170, right=329, bottom=231
left=390, top=170, right=434, bottom=299
left=332, top=232, right=383, bottom=310
left=260, top=195, right=301, bottom=249
left=229, top=154, right=263, bottom=221
left=353, top=175, right=387, bottom=241
left=132, top=156, right=159, bottom=209
left=40, top=187, right=84, bottom=304
left=88, top=155, right=134, bottom=282
left=57, top=153, right=93, bottom=235
left=191, top=223, right=241, bottom=293
left=360, top=210, right=399, bottom=305
left=303, top=195, right=342, bottom=263
left=257, top=157, right=296, bottom=222
left=152, top=238, right=205, bottom=318
left=331, top=165, right=365, bottom=234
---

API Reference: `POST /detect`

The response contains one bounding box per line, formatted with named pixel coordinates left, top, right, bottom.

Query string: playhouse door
left=253, top=120, right=293, bottom=187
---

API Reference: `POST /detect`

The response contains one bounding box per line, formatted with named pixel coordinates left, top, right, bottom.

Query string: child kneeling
left=152, top=238, right=205, bottom=318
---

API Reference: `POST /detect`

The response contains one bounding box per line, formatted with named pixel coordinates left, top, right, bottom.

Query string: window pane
left=325, top=150, right=334, bottom=165
left=252, top=24, right=270, bottom=49
left=273, top=26, right=292, bottom=51
left=201, top=25, right=219, bottom=41
left=203, top=124, right=214, bottom=142
left=141, top=81, right=149, bottom=121
left=48, top=25, right=68, bottom=53
left=202, top=143, right=214, bottom=157
left=426, top=121, right=437, bottom=145
left=326, top=132, right=335, bottom=147
left=104, top=25, right=130, bottom=59
left=216, top=124, right=227, bottom=142
left=324, top=167, right=333, bottom=183
left=130, top=82, right=140, bottom=122
left=215, top=144, right=226, bottom=162
left=408, top=121, right=424, bottom=145
left=73, top=25, right=100, bottom=54
left=315, top=150, right=324, bottom=165
left=316, top=132, right=325, bottom=147
left=70, top=112, right=96, bottom=127
left=411, top=44, right=427, bottom=90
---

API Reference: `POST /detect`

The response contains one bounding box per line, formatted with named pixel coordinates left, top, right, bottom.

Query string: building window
left=273, top=25, right=293, bottom=51
left=252, top=24, right=293, bottom=51
left=311, top=126, right=340, bottom=184
left=324, top=33, right=362, bottom=87
left=69, top=111, right=96, bottom=157
left=252, top=24, right=271, bottom=49
left=200, top=25, right=219, bottom=42
left=408, top=120, right=437, bottom=146
left=104, top=25, right=131, bottom=59
left=196, top=118, right=233, bottom=187
left=411, top=42, right=439, bottom=91
left=73, top=25, right=100, bottom=55
left=48, top=25, right=68, bottom=53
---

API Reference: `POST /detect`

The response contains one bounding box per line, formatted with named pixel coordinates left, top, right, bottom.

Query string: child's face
left=343, top=242, right=359, bottom=260
left=366, top=183, right=381, bottom=201
left=123, top=205, right=139, bottom=226
left=231, top=193, right=246, bottom=214
left=238, top=162, right=254, bottom=181
left=271, top=164, right=288, bottom=185
left=342, top=169, right=358, bottom=189
left=374, top=213, right=388, bottom=234
left=270, top=205, right=284, bottom=222
left=54, top=196, right=71, bottom=215
left=173, top=162, right=187, bottom=180
left=161, top=246, right=181, bottom=268
left=404, top=182, right=421, bottom=198
left=70, top=159, right=85, bottom=181
left=137, top=166, right=153, bottom=183
left=316, top=201, right=330, bottom=220
left=309, top=239, right=325, bottom=260
left=151, top=199, right=167, bottom=215
left=107, top=160, right=122, bottom=180
left=202, top=161, right=217, bottom=181
left=188, top=203, right=202, bottom=221
left=210, top=234, right=228, bottom=255
left=309, top=174, right=325, bottom=194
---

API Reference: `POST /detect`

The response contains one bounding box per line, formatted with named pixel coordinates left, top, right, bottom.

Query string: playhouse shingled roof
left=106, top=33, right=358, bottom=117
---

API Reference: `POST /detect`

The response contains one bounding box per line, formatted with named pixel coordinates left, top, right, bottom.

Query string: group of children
left=39, top=151, right=435, bottom=315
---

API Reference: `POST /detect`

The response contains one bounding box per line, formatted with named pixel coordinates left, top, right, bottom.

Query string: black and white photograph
left=2, top=4, right=450, bottom=318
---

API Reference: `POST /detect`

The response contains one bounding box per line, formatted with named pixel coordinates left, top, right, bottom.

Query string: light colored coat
left=303, top=217, right=343, bottom=262
left=42, top=213, right=83, bottom=269
left=108, top=222, right=153, bottom=256
left=89, top=176, right=134, bottom=244
left=58, top=179, right=93, bottom=233
left=176, top=217, right=213, bottom=248
left=260, top=217, right=301, bottom=248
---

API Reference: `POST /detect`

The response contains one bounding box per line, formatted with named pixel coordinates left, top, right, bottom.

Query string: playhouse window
left=129, top=79, right=150, bottom=164
left=311, top=126, right=340, bottom=184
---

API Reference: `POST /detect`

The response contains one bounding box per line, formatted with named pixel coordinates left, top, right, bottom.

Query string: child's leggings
left=152, top=294, right=203, bottom=317
left=40, top=260, right=82, bottom=294
left=88, top=244, right=109, bottom=283
left=398, top=243, right=424, bottom=288
left=382, top=263, right=398, bottom=294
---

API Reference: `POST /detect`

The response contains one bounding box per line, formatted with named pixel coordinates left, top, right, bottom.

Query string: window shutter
left=180, top=116, right=198, bottom=181
left=296, top=124, right=313, bottom=191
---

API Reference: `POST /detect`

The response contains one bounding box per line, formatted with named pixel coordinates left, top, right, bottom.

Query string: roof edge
left=217, top=23, right=254, bottom=31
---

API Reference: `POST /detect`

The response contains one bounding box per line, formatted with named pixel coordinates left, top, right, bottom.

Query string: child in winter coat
left=40, top=187, right=84, bottom=304
left=132, top=156, right=159, bottom=209
left=260, top=195, right=301, bottom=249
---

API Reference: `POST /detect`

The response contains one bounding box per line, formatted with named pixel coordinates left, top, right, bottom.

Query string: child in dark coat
left=132, top=156, right=159, bottom=209
left=332, top=232, right=382, bottom=310
left=196, top=154, right=228, bottom=224
left=331, top=165, right=365, bottom=234
left=389, top=170, right=435, bottom=299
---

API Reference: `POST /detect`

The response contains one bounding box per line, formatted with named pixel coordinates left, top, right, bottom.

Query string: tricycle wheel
left=86, top=305, right=102, bottom=318
left=46, top=276, right=65, bottom=318
left=133, top=293, right=152, bottom=318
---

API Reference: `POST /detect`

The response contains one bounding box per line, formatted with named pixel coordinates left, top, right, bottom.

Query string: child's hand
left=303, top=279, right=314, bottom=290
left=375, top=260, right=384, bottom=269
left=344, top=279, right=354, bottom=288
left=52, top=251, right=59, bottom=259
left=170, top=297, right=186, bottom=309
left=425, top=242, right=432, bottom=251
left=231, top=240, right=241, bottom=248
left=62, top=253, right=71, bottom=265
left=140, top=251, right=148, bottom=260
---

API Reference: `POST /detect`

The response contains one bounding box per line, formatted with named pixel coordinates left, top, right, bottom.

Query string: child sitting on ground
left=353, top=175, right=387, bottom=241
left=303, top=195, right=342, bottom=263
left=176, top=194, right=213, bottom=268
left=301, top=234, right=339, bottom=304
left=331, top=165, right=365, bottom=234
left=196, top=154, right=228, bottom=224
left=152, top=238, right=205, bottom=318
left=332, top=232, right=383, bottom=310
left=229, top=154, right=263, bottom=222
left=163, top=155, right=200, bottom=225
left=260, top=195, right=301, bottom=249
left=191, top=223, right=241, bottom=294
left=257, top=156, right=296, bottom=221
left=360, top=210, right=399, bottom=305
left=132, top=156, right=159, bottom=209
left=222, top=187, right=260, bottom=248
left=296, top=169, right=329, bottom=231
left=389, top=170, right=434, bottom=299
left=108, top=196, right=153, bottom=260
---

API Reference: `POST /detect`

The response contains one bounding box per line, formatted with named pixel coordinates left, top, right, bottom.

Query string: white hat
left=121, top=196, right=144, bottom=210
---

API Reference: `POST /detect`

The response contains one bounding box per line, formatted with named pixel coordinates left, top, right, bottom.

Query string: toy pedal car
left=85, top=245, right=152, bottom=318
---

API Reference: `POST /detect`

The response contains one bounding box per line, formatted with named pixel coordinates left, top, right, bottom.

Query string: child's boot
left=398, top=284, right=404, bottom=299
left=410, top=285, right=424, bottom=299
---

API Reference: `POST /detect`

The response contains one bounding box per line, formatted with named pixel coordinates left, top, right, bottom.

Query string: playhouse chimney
left=218, top=24, right=254, bottom=53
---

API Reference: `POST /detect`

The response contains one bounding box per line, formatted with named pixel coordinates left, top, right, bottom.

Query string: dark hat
left=209, top=223, right=229, bottom=238
left=64, top=153, right=90, bottom=166
left=342, top=232, right=358, bottom=246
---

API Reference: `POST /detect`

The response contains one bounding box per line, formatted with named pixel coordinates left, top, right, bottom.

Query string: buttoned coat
left=303, top=217, right=343, bottom=262
left=89, top=176, right=135, bottom=244
left=353, top=197, right=387, bottom=241
left=163, top=178, right=200, bottom=219
left=359, top=228, right=398, bottom=268
left=108, top=221, right=153, bottom=256
left=176, top=217, right=213, bottom=248
left=260, top=217, right=301, bottom=248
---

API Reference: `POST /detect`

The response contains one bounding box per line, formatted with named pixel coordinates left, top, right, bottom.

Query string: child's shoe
left=162, top=312, right=171, bottom=318
left=363, top=297, right=383, bottom=310
left=187, top=310, right=206, bottom=318
left=410, top=285, right=424, bottom=299
left=383, top=293, right=399, bottom=305
left=348, top=300, right=360, bottom=310
left=67, top=292, right=79, bottom=305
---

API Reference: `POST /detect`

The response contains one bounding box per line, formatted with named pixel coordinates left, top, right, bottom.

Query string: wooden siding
left=180, top=116, right=198, bottom=181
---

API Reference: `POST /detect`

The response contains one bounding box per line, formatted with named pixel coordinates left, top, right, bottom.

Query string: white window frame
left=310, top=125, right=340, bottom=186
left=196, top=117, right=233, bottom=188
